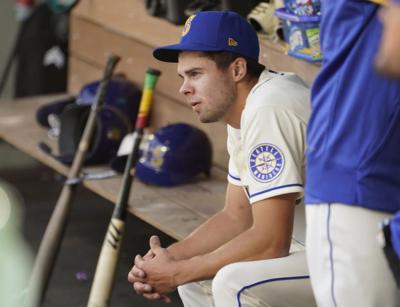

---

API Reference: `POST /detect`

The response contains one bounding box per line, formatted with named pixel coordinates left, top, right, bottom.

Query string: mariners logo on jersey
left=249, top=143, right=285, bottom=182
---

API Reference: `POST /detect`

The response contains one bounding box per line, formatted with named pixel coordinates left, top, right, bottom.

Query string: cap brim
left=153, top=42, right=222, bottom=63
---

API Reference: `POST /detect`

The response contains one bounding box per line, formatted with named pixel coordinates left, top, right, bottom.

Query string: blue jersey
left=305, top=0, right=400, bottom=213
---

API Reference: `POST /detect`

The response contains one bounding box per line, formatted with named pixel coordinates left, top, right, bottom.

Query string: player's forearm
left=167, top=209, right=251, bottom=261
left=175, top=226, right=291, bottom=284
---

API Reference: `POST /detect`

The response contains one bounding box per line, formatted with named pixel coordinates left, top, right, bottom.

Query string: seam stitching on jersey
left=250, top=77, right=273, bottom=95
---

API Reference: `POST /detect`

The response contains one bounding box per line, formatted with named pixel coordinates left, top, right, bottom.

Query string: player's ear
left=231, top=57, right=247, bottom=82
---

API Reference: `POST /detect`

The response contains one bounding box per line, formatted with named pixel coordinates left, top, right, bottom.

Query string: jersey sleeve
left=226, top=125, right=242, bottom=186
left=228, top=158, right=242, bottom=185
left=241, top=105, right=306, bottom=204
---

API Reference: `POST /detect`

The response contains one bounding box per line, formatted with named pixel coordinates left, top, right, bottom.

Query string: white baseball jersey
left=227, top=70, right=310, bottom=204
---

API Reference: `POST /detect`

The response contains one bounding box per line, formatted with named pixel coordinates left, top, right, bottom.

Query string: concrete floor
left=0, top=141, right=183, bottom=306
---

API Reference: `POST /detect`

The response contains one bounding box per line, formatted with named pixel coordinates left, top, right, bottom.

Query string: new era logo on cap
left=228, top=38, right=238, bottom=46
left=153, top=11, right=260, bottom=63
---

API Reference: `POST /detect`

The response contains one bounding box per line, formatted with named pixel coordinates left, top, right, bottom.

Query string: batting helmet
left=136, top=123, right=212, bottom=186
left=54, top=77, right=141, bottom=165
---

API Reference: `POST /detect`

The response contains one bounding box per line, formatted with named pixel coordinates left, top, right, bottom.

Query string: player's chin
left=196, top=111, right=208, bottom=123
left=198, top=116, right=218, bottom=124
left=197, top=111, right=224, bottom=123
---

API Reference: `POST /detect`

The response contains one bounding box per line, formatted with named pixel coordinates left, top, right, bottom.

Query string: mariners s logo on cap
left=182, top=15, right=196, bottom=37
left=249, top=143, right=285, bottom=182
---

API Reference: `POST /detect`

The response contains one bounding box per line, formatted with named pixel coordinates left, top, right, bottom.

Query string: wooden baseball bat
left=27, top=54, right=120, bottom=307
left=87, top=68, right=161, bottom=307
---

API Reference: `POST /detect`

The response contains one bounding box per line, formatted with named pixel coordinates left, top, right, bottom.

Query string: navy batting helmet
left=136, top=123, right=212, bottom=187
left=56, top=77, right=141, bottom=165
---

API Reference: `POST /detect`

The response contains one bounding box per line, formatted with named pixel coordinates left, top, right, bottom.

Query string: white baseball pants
left=178, top=250, right=316, bottom=307
left=306, top=203, right=400, bottom=307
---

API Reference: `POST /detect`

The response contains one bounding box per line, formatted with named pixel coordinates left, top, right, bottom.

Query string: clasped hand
left=127, top=235, right=179, bottom=303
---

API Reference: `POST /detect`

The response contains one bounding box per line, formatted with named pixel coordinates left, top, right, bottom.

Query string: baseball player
left=128, top=11, right=316, bottom=306
left=375, top=0, right=400, bottom=77
left=375, top=0, right=400, bottom=288
left=305, top=1, right=400, bottom=306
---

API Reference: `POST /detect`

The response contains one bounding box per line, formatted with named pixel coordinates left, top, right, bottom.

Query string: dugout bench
left=0, top=94, right=226, bottom=240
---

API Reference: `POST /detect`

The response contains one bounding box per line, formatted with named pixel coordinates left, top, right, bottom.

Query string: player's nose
left=179, top=79, right=193, bottom=96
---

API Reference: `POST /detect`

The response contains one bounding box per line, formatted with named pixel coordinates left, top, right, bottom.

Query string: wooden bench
left=0, top=95, right=226, bottom=240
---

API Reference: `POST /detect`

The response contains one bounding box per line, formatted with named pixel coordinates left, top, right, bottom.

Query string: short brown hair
left=202, top=51, right=265, bottom=79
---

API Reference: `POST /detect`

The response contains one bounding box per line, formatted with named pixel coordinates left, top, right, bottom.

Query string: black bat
left=86, top=68, right=161, bottom=307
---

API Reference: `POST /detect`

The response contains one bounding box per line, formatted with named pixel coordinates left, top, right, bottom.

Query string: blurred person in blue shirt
left=305, top=0, right=400, bottom=306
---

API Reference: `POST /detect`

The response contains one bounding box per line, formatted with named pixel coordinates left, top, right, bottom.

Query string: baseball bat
left=26, top=54, right=120, bottom=307
left=87, top=68, right=161, bottom=307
